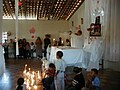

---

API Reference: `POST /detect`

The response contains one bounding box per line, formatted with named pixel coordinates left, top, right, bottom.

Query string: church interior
left=0, top=0, right=120, bottom=90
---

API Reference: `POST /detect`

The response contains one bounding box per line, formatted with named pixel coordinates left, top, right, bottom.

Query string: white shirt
left=30, top=45, right=35, bottom=50
left=54, top=59, right=66, bottom=72
left=16, top=84, right=26, bottom=90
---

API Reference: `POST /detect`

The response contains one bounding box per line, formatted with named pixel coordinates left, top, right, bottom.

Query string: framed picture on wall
left=90, top=24, right=101, bottom=36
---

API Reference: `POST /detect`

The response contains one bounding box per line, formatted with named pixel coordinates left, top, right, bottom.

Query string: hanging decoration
left=7, top=31, right=12, bottom=36
left=18, top=1, right=22, bottom=6
left=92, top=1, right=104, bottom=17
left=75, top=25, right=81, bottom=31
left=29, top=27, right=36, bottom=38
left=87, top=0, right=103, bottom=37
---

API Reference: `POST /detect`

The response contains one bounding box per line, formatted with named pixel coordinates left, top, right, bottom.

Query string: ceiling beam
left=66, top=0, right=85, bottom=20
left=22, top=0, right=27, bottom=17
left=4, top=0, right=14, bottom=19
left=48, top=0, right=56, bottom=20
left=57, top=0, right=72, bottom=20
left=3, top=0, right=84, bottom=20
left=34, top=1, right=38, bottom=17
left=32, top=0, right=34, bottom=16
left=37, top=0, right=41, bottom=20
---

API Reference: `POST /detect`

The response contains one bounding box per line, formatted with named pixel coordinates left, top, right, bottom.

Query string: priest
left=71, top=29, right=83, bottom=48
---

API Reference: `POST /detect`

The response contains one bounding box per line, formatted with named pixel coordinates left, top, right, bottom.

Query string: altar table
left=49, top=46, right=90, bottom=68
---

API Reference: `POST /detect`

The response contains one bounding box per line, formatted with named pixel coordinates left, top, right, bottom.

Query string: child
left=86, top=68, right=101, bottom=90
left=54, top=51, right=66, bottom=90
left=16, top=77, right=26, bottom=90
left=46, top=44, right=51, bottom=60
left=42, top=63, right=56, bottom=90
left=30, top=42, right=35, bottom=58
left=26, top=42, right=31, bottom=59
left=90, top=68, right=101, bottom=90
left=66, top=39, right=71, bottom=46
left=72, top=67, right=85, bottom=90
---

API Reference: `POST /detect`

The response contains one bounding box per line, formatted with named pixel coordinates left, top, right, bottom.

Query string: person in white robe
left=46, top=44, right=51, bottom=60
left=71, top=30, right=83, bottom=48
left=85, top=38, right=103, bottom=71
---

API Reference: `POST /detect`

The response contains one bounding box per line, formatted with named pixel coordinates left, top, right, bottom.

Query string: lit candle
left=31, top=79, right=34, bottom=85
left=33, top=85, right=37, bottom=89
left=38, top=71, right=41, bottom=80
left=28, top=86, right=31, bottom=90
left=24, top=78, right=27, bottom=84
left=29, top=68, right=31, bottom=71
left=25, top=64, right=27, bottom=70
left=62, top=40, right=64, bottom=44
left=35, top=72, right=38, bottom=84
left=26, top=79, right=30, bottom=89
left=53, top=38, right=55, bottom=41
left=23, top=70, right=27, bottom=77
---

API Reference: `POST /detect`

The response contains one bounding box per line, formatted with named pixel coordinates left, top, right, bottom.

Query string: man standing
left=71, top=30, right=83, bottom=48
left=44, top=34, right=51, bottom=58
left=3, top=40, right=9, bottom=60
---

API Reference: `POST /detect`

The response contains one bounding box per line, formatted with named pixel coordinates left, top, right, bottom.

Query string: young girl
left=42, top=63, right=56, bottom=90
left=26, top=42, right=31, bottom=59
left=30, top=42, right=35, bottom=58
left=16, top=77, right=26, bottom=90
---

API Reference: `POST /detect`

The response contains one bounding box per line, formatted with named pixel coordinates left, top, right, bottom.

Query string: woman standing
left=8, top=39, right=14, bottom=58
left=35, top=37, right=43, bottom=59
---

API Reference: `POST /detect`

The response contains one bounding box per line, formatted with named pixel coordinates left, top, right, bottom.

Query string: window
left=2, top=32, right=8, bottom=43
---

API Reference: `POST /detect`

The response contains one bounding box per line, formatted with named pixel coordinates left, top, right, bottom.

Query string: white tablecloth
left=49, top=46, right=90, bottom=68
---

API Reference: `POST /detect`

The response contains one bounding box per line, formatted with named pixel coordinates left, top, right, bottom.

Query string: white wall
left=2, top=20, right=69, bottom=42
left=68, top=1, right=120, bottom=72
left=69, top=2, right=85, bottom=33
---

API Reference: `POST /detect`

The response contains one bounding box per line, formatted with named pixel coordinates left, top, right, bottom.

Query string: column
left=0, top=0, right=5, bottom=76
left=15, top=0, right=19, bottom=55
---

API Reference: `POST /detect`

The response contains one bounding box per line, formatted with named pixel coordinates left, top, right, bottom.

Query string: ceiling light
left=79, top=0, right=82, bottom=3
left=77, top=3, right=80, bottom=5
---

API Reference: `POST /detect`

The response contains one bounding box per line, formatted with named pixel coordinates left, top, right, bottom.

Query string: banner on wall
left=29, top=27, right=35, bottom=38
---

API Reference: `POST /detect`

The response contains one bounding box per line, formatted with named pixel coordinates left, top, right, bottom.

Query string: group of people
left=42, top=51, right=101, bottom=90
left=42, top=51, right=66, bottom=90
left=16, top=51, right=101, bottom=90
left=2, top=34, right=51, bottom=60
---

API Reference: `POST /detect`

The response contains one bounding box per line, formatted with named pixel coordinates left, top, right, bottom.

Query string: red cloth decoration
left=18, top=2, right=22, bottom=6
left=31, top=35, right=35, bottom=38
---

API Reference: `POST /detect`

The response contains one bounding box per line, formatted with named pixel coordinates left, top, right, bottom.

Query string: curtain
left=84, top=0, right=120, bottom=62
left=104, top=0, right=120, bottom=61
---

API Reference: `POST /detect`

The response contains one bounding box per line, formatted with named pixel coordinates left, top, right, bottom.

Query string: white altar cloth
left=49, top=46, right=90, bottom=68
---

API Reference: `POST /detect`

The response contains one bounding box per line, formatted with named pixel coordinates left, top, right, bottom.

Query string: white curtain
left=104, top=0, right=120, bottom=61
left=84, top=0, right=120, bottom=62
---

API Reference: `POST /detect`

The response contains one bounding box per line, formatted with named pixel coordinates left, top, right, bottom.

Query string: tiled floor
left=0, top=59, right=43, bottom=90
left=0, top=59, right=120, bottom=90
